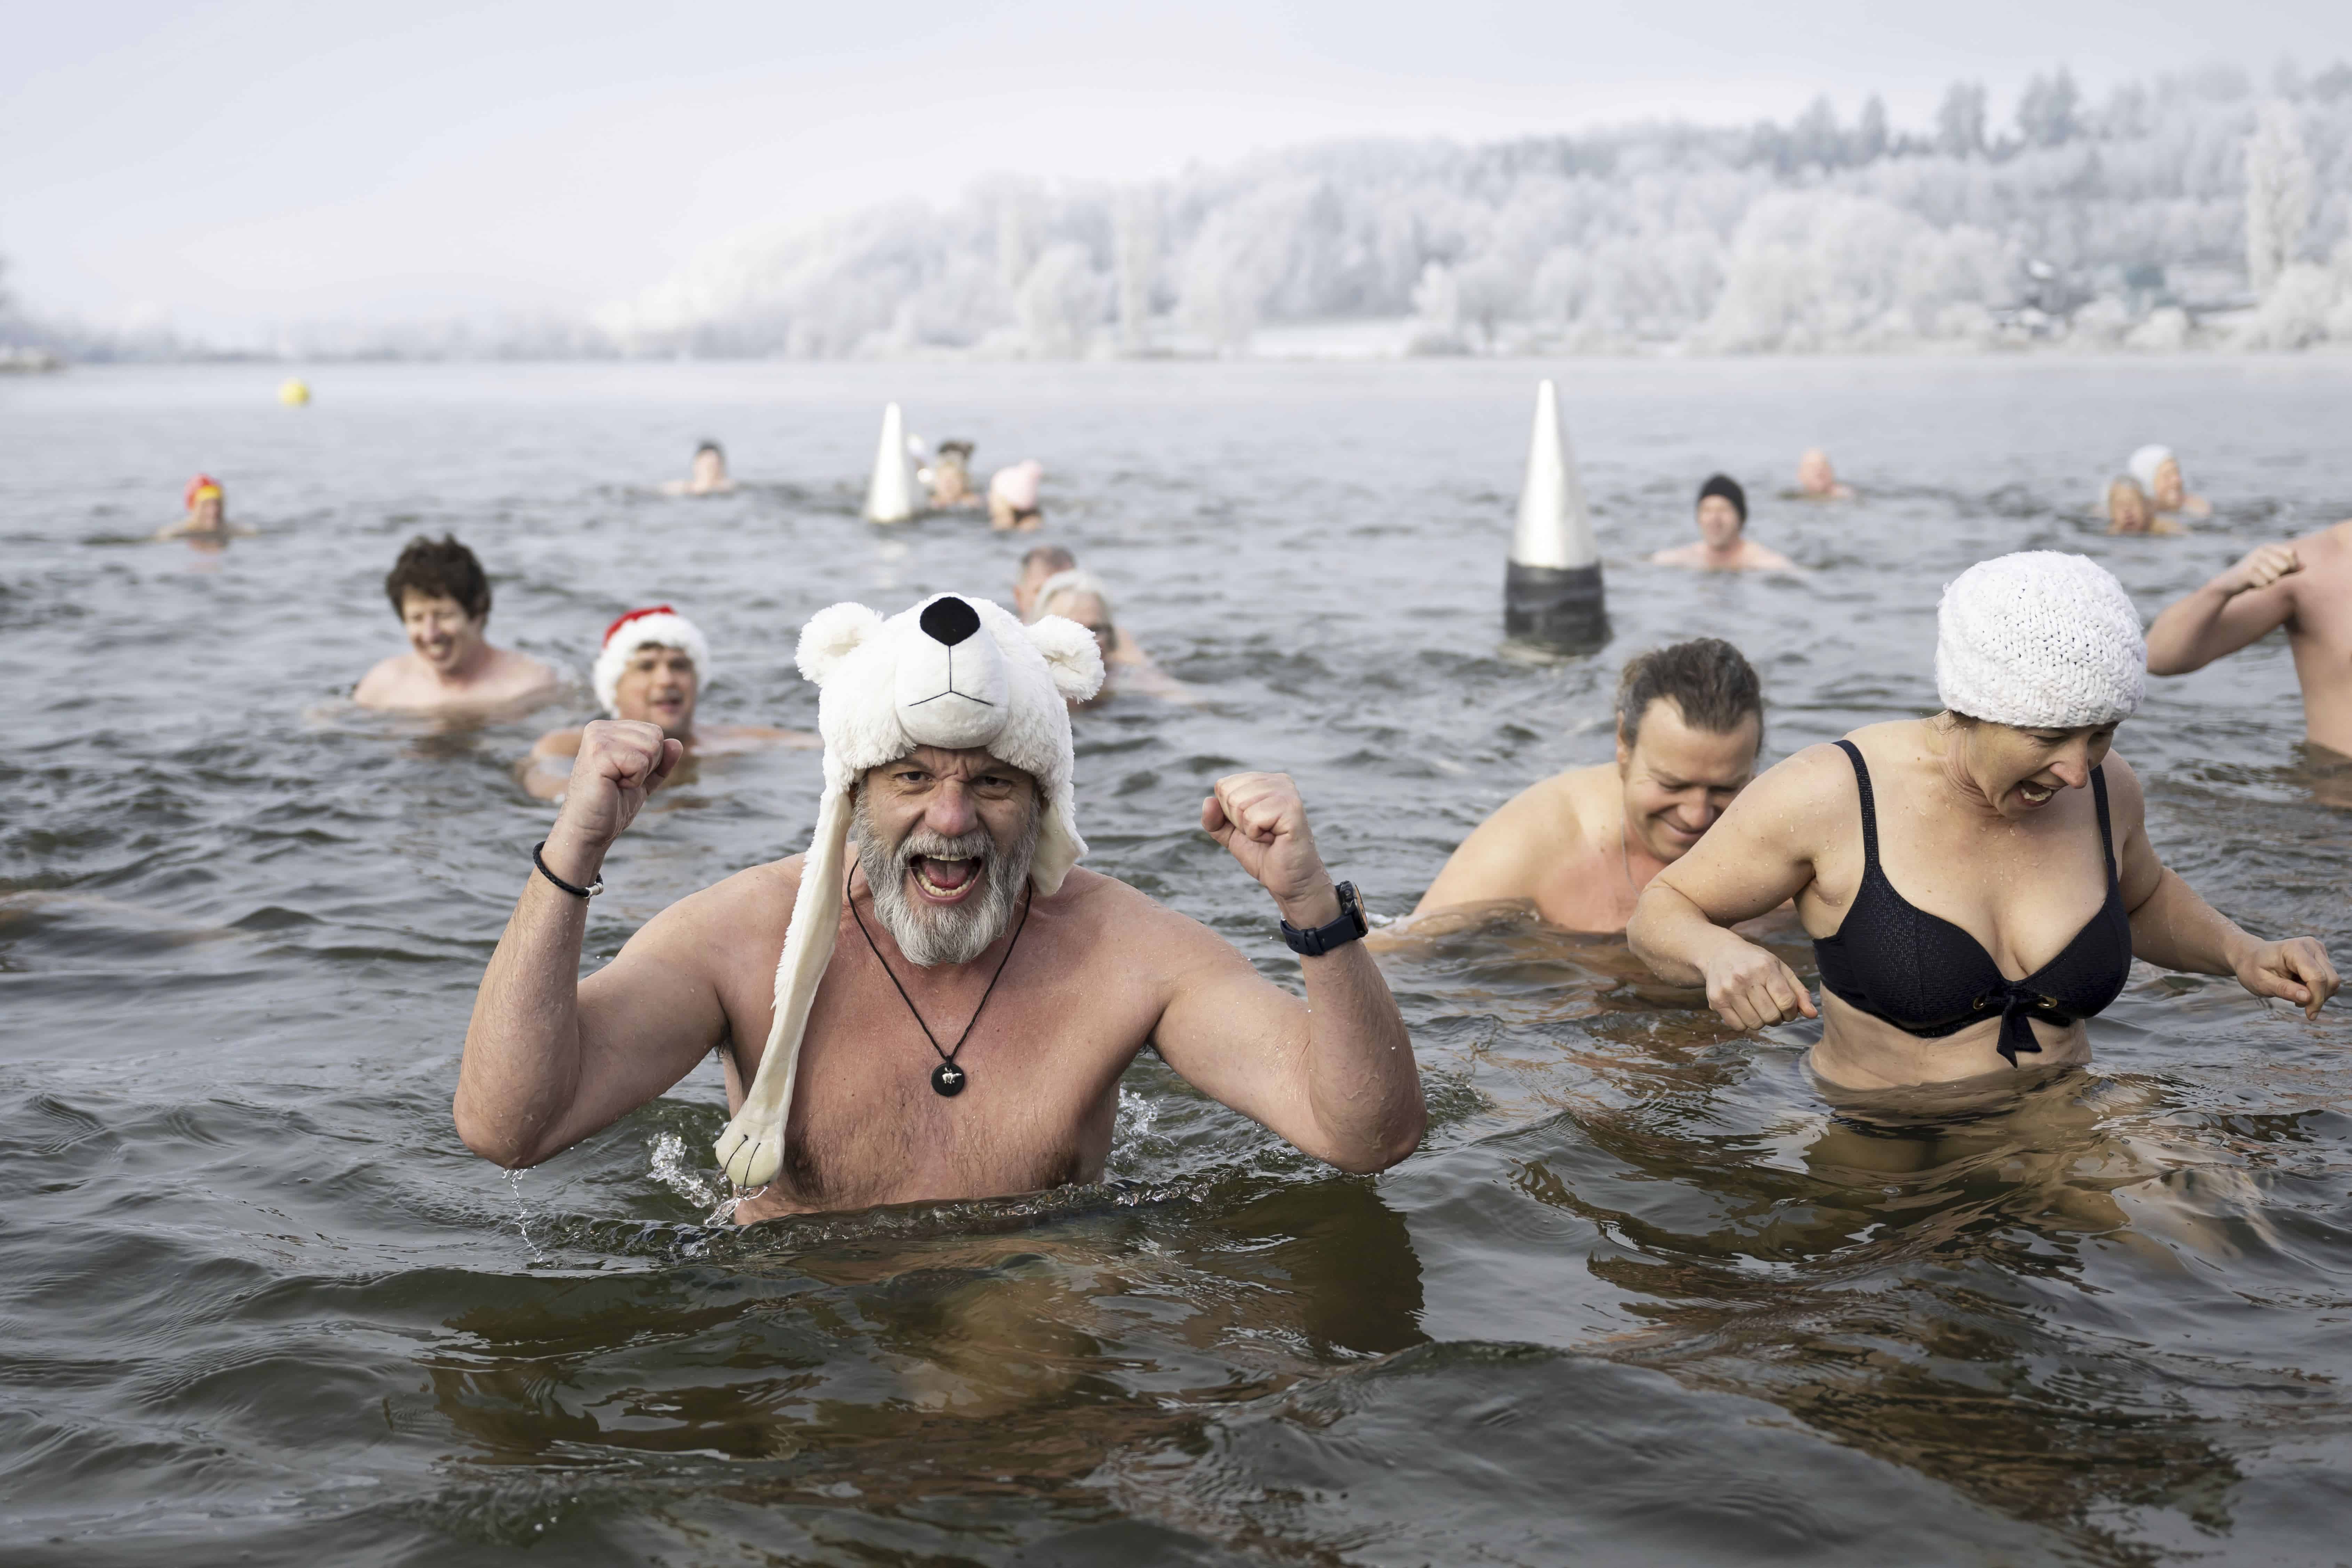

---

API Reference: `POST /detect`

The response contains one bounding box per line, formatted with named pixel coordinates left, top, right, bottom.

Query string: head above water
left=2105, top=476, right=2153, bottom=533
left=1014, top=545, right=1077, bottom=618
left=855, top=746, right=1043, bottom=966
left=2128, top=444, right=2185, bottom=510
left=1934, top=551, right=2144, bottom=816
left=1796, top=449, right=1837, bottom=496
left=690, top=442, right=728, bottom=485
left=1035, top=569, right=1115, bottom=663
left=384, top=535, right=493, bottom=675
left=1613, top=638, right=1765, bottom=862
left=595, top=606, right=711, bottom=739
left=183, top=474, right=225, bottom=529
left=1695, top=474, right=1747, bottom=547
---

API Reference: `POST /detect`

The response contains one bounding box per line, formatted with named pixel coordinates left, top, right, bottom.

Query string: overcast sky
left=2, top=0, right=2338, bottom=336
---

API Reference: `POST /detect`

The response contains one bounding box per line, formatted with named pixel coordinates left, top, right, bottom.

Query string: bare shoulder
left=2096, top=749, right=2148, bottom=826
left=1650, top=544, right=1700, bottom=567
left=636, top=855, right=804, bottom=956
left=496, top=648, right=562, bottom=692
left=1051, top=866, right=1235, bottom=966
left=351, top=653, right=413, bottom=705
left=1724, top=739, right=1861, bottom=842
left=532, top=726, right=585, bottom=758
left=1743, top=541, right=1797, bottom=570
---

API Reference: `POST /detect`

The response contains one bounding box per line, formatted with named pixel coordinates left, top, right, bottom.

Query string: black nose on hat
left=919, top=596, right=981, bottom=647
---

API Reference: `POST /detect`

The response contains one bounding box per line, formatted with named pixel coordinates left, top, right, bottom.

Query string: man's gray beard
left=853, top=789, right=1041, bottom=968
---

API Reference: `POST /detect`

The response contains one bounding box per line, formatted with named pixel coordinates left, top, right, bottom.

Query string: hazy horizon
left=3, top=0, right=2341, bottom=340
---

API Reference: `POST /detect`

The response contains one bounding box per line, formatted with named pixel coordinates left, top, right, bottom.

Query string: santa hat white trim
left=593, top=607, right=711, bottom=716
left=712, top=593, right=1103, bottom=1189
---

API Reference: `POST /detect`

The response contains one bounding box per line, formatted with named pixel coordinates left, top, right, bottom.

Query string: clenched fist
left=1701, top=936, right=1819, bottom=1031
left=1202, top=771, right=1339, bottom=928
left=544, top=720, right=683, bottom=880
left=2219, top=543, right=2300, bottom=597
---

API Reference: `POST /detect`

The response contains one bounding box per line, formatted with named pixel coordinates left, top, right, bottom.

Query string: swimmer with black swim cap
left=661, top=441, right=735, bottom=496
left=1629, top=551, right=2337, bottom=1090
left=456, top=593, right=1422, bottom=1218
left=1651, top=475, right=1793, bottom=572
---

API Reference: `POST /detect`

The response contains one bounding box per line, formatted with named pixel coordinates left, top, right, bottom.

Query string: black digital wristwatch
left=1280, top=881, right=1369, bottom=956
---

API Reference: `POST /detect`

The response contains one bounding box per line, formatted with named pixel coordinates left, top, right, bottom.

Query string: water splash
left=502, top=1167, right=548, bottom=1264
left=647, top=1131, right=758, bottom=1226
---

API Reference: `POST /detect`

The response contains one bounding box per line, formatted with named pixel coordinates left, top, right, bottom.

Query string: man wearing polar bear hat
left=456, top=592, right=1425, bottom=1220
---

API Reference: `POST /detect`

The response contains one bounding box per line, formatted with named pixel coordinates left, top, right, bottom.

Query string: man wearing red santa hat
left=520, top=605, right=813, bottom=800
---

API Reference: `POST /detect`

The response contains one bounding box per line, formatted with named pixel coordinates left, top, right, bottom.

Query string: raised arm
left=1149, top=773, right=1424, bottom=1173
left=2144, top=544, right=2299, bottom=676
left=1628, top=746, right=1838, bottom=1030
left=2097, top=756, right=2338, bottom=1017
left=454, top=720, right=726, bottom=1167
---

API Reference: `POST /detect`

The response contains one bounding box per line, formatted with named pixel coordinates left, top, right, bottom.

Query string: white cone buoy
left=1504, top=379, right=1607, bottom=650
left=863, top=402, right=915, bottom=524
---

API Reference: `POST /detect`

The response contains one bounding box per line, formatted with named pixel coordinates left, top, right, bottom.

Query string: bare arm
left=2102, top=757, right=2338, bottom=1017
left=2144, top=544, right=2299, bottom=675
left=454, top=720, right=725, bottom=1167
left=1149, top=773, right=1424, bottom=1173
left=1628, top=746, right=1840, bottom=1030
left=1410, top=783, right=1558, bottom=916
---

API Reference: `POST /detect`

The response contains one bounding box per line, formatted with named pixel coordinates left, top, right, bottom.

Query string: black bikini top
left=1812, top=739, right=2133, bottom=1067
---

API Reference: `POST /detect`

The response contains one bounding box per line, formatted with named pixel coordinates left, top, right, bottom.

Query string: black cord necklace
left=846, top=861, right=1032, bottom=1097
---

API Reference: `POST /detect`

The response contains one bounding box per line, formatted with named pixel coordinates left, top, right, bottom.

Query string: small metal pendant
left=931, top=1061, right=967, bottom=1097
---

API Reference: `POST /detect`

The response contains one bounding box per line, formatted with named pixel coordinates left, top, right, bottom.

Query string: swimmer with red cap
left=521, top=605, right=815, bottom=800
left=154, top=474, right=256, bottom=546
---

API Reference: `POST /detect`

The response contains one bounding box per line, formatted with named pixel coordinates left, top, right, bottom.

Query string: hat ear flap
left=1025, top=613, right=1105, bottom=702
left=797, top=603, right=886, bottom=685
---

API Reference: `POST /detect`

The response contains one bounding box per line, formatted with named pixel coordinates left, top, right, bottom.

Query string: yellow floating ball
left=277, top=377, right=311, bottom=407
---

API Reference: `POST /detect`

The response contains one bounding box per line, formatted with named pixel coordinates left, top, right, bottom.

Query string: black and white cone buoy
left=1503, top=378, right=1607, bottom=652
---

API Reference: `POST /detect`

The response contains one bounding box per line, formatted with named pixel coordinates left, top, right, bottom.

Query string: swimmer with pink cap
left=988, top=459, right=1046, bottom=532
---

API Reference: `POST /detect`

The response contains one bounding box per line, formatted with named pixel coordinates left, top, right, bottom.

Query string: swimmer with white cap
left=1629, top=551, right=2337, bottom=1091
left=520, top=605, right=816, bottom=800
left=988, top=458, right=1046, bottom=532
left=2128, top=445, right=2210, bottom=521
left=456, top=592, right=1423, bottom=1218
left=1651, top=475, right=1794, bottom=572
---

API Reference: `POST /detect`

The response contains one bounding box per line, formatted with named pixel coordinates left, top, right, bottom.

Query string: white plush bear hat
left=713, top=592, right=1104, bottom=1188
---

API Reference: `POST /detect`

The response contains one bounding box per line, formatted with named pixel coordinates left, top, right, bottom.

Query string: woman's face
left=2107, top=482, right=2150, bottom=533
left=2152, top=457, right=2186, bottom=510
left=1956, top=718, right=2119, bottom=817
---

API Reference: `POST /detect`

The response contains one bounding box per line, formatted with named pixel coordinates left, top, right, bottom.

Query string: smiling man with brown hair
left=1405, top=638, right=1765, bottom=934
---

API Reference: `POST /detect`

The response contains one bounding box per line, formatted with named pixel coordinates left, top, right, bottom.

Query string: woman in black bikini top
left=1626, top=551, right=2337, bottom=1091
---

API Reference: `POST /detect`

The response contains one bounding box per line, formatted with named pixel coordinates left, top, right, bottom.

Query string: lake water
left=5, top=356, right=2351, bottom=1566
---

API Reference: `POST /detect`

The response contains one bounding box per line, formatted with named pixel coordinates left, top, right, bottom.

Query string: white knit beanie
left=593, top=606, right=711, bottom=715
left=711, top=592, right=1104, bottom=1189
left=1936, top=552, right=2145, bottom=728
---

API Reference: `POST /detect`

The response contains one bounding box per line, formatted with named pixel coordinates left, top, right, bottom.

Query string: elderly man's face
left=615, top=645, right=698, bottom=738
left=855, top=746, right=1042, bottom=966
left=1044, top=590, right=1113, bottom=664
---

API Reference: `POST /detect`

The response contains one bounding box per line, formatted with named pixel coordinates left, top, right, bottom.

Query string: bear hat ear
left=1025, top=613, right=1106, bottom=702
left=797, top=602, right=887, bottom=685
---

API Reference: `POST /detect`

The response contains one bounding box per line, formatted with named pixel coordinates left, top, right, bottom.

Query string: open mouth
left=909, top=854, right=983, bottom=902
left=2017, top=781, right=2056, bottom=807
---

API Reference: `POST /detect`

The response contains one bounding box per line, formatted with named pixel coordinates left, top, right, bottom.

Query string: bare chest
left=719, top=929, right=1158, bottom=1216
left=1529, top=839, right=1642, bottom=933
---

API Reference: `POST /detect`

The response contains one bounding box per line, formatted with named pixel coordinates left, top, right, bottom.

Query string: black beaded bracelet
left=533, top=840, right=604, bottom=899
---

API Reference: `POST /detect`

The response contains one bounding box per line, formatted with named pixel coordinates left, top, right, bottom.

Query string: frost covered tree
left=2244, top=99, right=2314, bottom=294
left=2017, top=68, right=2081, bottom=148
left=1113, top=190, right=1157, bottom=352
left=1937, top=82, right=1988, bottom=159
